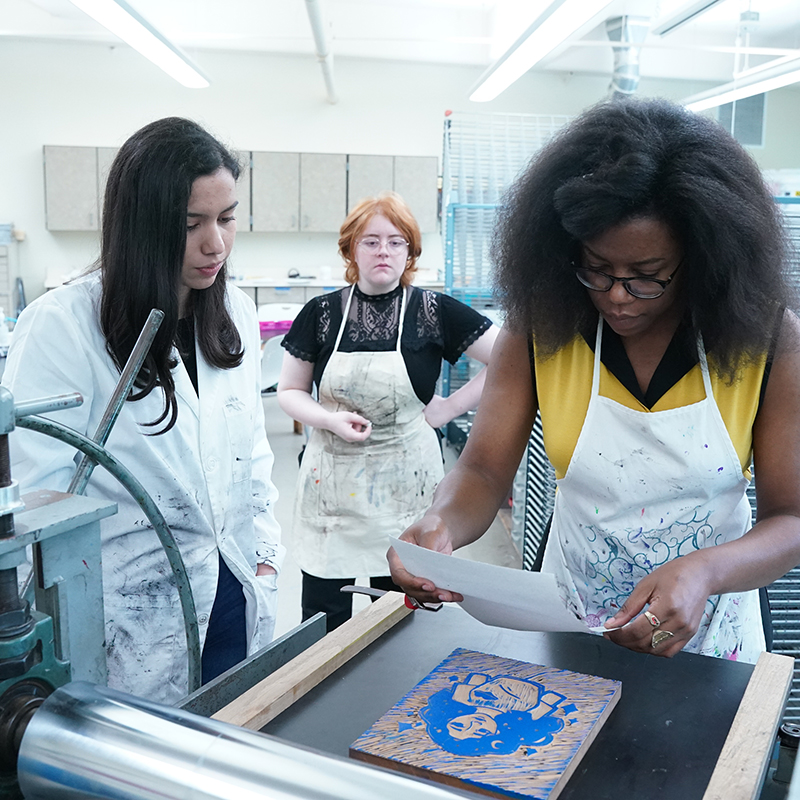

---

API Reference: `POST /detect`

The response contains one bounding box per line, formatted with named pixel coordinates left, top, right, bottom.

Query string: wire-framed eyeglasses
left=357, top=237, right=409, bottom=253
left=574, top=261, right=681, bottom=299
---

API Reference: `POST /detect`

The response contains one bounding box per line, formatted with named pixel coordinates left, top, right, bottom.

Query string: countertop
left=232, top=274, right=444, bottom=289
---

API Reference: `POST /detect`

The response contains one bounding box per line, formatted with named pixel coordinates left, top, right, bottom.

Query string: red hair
left=338, top=191, right=422, bottom=287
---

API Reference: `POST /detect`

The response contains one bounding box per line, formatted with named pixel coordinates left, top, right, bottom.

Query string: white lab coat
left=4, top=273, right=285, bottom=703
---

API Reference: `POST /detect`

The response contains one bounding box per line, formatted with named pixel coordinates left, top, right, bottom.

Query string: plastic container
left=257, top=302, right=304, bottom=339
left=259, top=320, right=294, bottom=339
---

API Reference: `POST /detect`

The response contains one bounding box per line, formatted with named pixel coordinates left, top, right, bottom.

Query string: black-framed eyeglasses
left=574, top=261, right=682, bottom=299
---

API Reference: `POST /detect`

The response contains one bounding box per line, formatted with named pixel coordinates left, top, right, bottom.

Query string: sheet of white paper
left=390, top=537, right=600, bottom=634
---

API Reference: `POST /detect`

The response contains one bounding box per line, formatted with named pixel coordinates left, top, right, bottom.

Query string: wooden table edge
left=703, top=650, right=795, bottom=800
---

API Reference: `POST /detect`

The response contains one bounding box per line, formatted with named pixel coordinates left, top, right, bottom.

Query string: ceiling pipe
left=304, top=0, right=338, bottom=104
left=605, top=16, right=650, bottom=100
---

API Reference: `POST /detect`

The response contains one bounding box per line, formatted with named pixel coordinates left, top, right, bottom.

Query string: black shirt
left=176, top=316, right=198, bottom=394
left=282, top=284, right=493, bottom=405
left=579, top=317, right=773, bottom=411
left=585, top=321, right=697, bottom=409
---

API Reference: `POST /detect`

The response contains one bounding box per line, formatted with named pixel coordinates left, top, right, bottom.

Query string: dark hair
left=99, top=117, right=243, bottom=433
left=493, top=96, right=794, bottom=378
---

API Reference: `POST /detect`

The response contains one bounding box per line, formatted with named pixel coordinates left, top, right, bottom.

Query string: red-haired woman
left=278, top=192, right=499, bottom=631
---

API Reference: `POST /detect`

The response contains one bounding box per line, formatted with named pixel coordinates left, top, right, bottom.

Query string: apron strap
left=395, top=287, right=408, bottom=352
left=333, top=286, right=356, bottom=352
left=696, top=334, right=713, bottom=399
left=591, top=316, right=603, bottom=399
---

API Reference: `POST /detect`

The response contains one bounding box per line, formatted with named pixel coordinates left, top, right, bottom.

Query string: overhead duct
left=305, top=0, right=338, bottom=104
left=605, top=16, right=650, bottom=100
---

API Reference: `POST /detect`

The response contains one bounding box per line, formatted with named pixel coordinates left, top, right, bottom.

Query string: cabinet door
left=300, top=153, right=347, bottom=232
left=347, top=155, right=394, bottom=213
left=393, top=156, right=439, bottom=232
left=252, top=152, right=300, bottom=232
left=97, top=147, right=118, bottom=226
left=44, top=146, right=100, bottom=231
left=234, top=150, right=252, bottom=232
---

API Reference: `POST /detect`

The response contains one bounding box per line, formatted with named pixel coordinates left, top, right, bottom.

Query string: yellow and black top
left=533, top=321, right=770, bottom=481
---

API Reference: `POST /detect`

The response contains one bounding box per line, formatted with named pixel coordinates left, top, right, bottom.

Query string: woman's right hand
left=387, top=515, right=465, bottom=606
left=326, top=411, right=372, bottom=442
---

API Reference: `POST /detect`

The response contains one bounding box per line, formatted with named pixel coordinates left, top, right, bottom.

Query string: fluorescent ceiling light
left=651, top=0, right=726, bottom=37
left=68, top=0, right=209, bottom=88
left=469, top=0, right=615, bottom=102
left=683, top=56, right=800, bottom=111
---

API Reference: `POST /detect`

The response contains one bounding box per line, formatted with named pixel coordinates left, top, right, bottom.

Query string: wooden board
left=212, top=591, right=412, bottom=730
left=703, top=651, right=795, bottom=800
left=350, top=648, right=621, bottom=799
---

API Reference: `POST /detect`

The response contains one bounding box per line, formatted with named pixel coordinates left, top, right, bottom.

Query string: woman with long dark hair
left=389, top=97, right=800, bottom=663
left=5, top=117, right=284, bottom=701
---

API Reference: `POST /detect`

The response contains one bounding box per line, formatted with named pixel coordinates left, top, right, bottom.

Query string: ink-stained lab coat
left=4, top=273, right=284, bottom=704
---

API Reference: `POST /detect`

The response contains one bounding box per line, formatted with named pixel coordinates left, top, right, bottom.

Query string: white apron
left=293, top=286, right=444, bottom=578
left=542, top=317, right=765, bottom=662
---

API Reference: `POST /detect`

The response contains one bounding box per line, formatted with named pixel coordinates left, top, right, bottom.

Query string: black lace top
left=282, top=284, right=493, bottom=404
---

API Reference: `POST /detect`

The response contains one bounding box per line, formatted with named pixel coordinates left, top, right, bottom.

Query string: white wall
left=2, top=37, right=799, bottom=302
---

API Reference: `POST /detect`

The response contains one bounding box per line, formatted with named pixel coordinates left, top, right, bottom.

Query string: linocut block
left=350, top=648, right=621, bottom=799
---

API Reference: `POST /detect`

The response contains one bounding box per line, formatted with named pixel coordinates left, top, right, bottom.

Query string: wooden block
left=350, top=648, right=621, bottom=799
left=212, top=591, right=412, bottom=730
left=703, top=651, right=795, bottom=800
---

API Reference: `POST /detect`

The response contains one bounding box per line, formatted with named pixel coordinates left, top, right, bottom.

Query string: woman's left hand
left=602, top=552, right=714, bottom=657
left=423, top=395, right=452, bottom=430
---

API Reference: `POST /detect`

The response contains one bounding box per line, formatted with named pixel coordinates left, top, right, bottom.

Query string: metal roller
left=17, top=682, right=461, bottom=800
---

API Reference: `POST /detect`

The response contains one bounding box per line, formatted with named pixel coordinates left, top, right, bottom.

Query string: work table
left=261, top=604, right=792, bottom=799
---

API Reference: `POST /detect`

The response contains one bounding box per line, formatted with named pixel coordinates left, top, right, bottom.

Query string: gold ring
left=644, top=611, right=661, bottom=628
left=651, top=629, right=674, bottom=648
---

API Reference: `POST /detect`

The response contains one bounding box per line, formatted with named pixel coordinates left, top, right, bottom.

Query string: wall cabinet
left=44, top=146, right=118, bottom=231
left=44, top=146, right=100, bottom=231
left=250, top=152, right=347, bottom=233
left=44, top=146, right=439, bottom=233
left=299, top=153, right=348, bottom=232
left=347, top=155, right=394, bottom=212
left=235, top=150, right=252, bottom=231
left=250, top=151, right=437, bottom=233
left=393, top=156, right=439, bottom=232
left=347, top=154, right=438, bottom=231
left=250, top=152, right=298, bottom=232
left=97, top=147, right=118, bottom=227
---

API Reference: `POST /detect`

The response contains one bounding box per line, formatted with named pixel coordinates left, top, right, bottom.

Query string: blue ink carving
left=419, top=673, right=565, bottom=756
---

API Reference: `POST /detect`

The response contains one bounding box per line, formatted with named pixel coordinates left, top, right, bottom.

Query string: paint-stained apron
left=293, top=286, right=444, bottom=578
left=541, top=317, right=765, bottom=662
